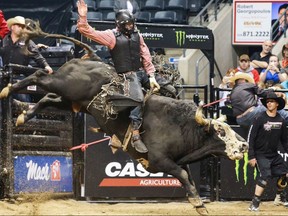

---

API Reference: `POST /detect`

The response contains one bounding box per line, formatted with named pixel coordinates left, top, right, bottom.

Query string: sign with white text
left=83, top=114, right=201, bottom=198
left=233, top=0, right=288, bottom=45
left=14, top=155, right=73, bottom=193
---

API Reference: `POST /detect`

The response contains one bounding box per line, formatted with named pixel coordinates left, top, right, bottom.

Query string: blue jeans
left=237, top=105, right=288, bottom=127
left=128, top=70, right=145, bottom=126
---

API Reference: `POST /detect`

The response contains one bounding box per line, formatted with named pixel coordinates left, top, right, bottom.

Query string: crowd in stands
left=219, top=40, right=288, bottom=125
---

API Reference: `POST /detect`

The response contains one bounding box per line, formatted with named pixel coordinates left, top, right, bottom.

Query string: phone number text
left=240, top=31, right=270, bottom=37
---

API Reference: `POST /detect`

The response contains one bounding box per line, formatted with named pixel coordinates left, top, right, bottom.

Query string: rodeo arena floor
left=0, top=195, right=287, bottom=215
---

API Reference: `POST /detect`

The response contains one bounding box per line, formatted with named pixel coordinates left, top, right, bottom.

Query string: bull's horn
left=195, top=105, right=209, bottom=126
left=216, top=114, right=227, bottom=122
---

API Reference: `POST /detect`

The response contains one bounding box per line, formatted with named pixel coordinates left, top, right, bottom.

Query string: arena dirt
left=0, top=194, right=287, bottom=215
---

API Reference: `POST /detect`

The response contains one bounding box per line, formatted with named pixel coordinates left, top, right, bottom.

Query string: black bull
left=0, top=59, right=248, bottom=215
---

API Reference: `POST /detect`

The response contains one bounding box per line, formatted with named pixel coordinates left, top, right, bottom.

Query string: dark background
left=0, top=0, right=72, bottom=46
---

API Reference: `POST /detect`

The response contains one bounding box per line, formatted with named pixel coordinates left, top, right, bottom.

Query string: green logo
left=235, top=152, right=257, bottom=185
left=175, top=31, right=186, bottom=46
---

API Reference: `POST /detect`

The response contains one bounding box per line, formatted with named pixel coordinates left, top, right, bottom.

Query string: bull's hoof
left=196, top=205, right=209, bottom=215
left=16, top=111, right=26, bottom=126
left=188, top=197, right=203, bottom=207
left=0, top=84, right=12, bottom=99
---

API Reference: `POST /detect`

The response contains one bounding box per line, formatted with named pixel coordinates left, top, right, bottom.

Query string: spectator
left=0, top=16, right=53, bottom=102
left=0, top=10, right=9, bottom=40
left=77, top=0, right=160, bottom=153
left=250, top=40, right=273, bottom=75
left=271, top=3, right=288, bottom=42
left=235, top=54, right=259, bottom=84
left=218, top=68, right=235, bottom=107
left=280, top=43, right=288, bottom=73
left=218, top=68, right=236, bottom=123
left=0, top=10, right=9, bottom=67
left=229, top=72, right=288, bottom=128
left=114, top=0, right=140, bottom=18
left=259, top=55, right=287, bottom=88
left=248, top=92, right=288, bottom=211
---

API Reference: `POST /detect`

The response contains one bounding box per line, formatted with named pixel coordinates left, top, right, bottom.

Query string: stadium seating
left=104, top=11, right=116, bottom=21
left=165, top=0, right=188, bottom=24
left=188, top=0, right=208, bottom=15
left=67, top=0, right=210, bottom=36
left=69, top=24, right=77, bottom=38
left=87, top=11, right=103, bottom=21
left=70, top=11, right=78, bottom=22
left=72, top=0, right=97, bottom=11
left=86, top=0, right=98, bottom=11
left=97, top=0, right=115, bottom=10
left=151, top=11, right=177, bottom=24
left=97, top=0, right=115, bottom=18
left=141, top=0, right=165, bottom=16
left=136, top=11, right=152, bottom=23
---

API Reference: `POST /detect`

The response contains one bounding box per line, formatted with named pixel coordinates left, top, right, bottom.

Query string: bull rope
left=70, top=137, right=111, bottom=152
left=202, top=97, right=228, bottom=108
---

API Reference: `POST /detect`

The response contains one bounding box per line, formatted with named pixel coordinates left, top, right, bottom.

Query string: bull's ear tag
left=27, top=85, right=37, bottom=91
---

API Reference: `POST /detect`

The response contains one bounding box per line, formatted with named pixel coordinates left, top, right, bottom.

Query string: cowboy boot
left=131, top=122, right=148, bottom=153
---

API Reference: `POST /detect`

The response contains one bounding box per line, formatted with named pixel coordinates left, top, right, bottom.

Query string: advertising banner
left=80, top=22, right=214, bottom=50
left=84, top=115, right=201, bottom=198
left=14, top=154, right=73, bottom=193
left=220, top=126, right=288, bottom=200
left=232, top=0, right=288, bottom=45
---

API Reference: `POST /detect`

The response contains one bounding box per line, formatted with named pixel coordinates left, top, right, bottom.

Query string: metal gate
left=0, top=64, right=74, bottom=198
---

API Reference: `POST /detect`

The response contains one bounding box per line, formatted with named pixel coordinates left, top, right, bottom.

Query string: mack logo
left=26, top=160, right=50, bottom=181
left=175, top=31, right=186, bottom=46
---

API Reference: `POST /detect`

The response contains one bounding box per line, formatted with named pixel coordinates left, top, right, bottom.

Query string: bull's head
left=195, top=106, right=248, bottom=160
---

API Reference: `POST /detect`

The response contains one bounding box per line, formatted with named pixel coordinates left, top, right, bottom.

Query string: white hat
left=230, top=72, right=255, bottom=84
left=7, top=16, right=25, bottom=29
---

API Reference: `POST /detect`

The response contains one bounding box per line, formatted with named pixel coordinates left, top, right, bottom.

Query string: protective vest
left=110, top=31, right=142, bottom=73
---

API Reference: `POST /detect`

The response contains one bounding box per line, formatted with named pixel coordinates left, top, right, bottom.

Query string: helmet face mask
left=115, top=9, right=135, bottom=36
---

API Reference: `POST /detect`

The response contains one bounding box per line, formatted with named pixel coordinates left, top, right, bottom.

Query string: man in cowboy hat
left=248, top=92, right=288, bottom=211
left=230, top=72, right=288, bottom=127
left=0, top=15, right=52, bottom=102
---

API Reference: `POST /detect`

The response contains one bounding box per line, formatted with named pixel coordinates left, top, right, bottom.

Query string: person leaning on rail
left=250, top=40, right=273, bottom=75
left=229, top=72, right=288, bottom=128
left=0, top=16, right=53, bottom=103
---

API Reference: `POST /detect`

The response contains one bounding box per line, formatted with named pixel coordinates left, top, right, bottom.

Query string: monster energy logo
left=235, top=152, right=257, bottom=185
left=175, top=31, right=186, bottom=46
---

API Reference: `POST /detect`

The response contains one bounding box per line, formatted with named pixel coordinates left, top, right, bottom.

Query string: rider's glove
left=149, top=73, right=160, bottom=92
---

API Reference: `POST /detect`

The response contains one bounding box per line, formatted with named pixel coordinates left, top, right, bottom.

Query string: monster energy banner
left=78, top=21, right=214, bottom=50
left=220, top=126, right=288, bottom=200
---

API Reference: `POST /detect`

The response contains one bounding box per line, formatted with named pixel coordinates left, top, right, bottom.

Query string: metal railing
left=190, top=0, right=232, bottom=26
left=189, top=0, right=231, bottom=106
